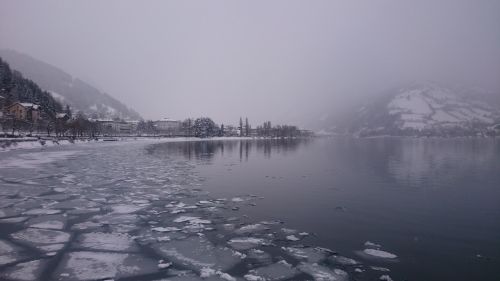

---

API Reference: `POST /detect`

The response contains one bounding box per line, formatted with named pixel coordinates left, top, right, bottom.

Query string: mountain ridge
left=333, top=82, right=500, bottom=137
left=0, top=49, right=141, bottom=120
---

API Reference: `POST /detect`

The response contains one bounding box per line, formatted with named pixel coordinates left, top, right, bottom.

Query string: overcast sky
left=1, top=0, right=500, bottom=126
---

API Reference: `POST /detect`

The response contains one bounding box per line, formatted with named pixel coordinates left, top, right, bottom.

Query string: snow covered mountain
left=0, top=49, right=141, bottom=120
left=341, top=83, right=500, bottom=136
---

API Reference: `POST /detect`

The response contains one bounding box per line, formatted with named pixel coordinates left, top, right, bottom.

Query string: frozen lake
left=0, top=138, right=499, bottom=281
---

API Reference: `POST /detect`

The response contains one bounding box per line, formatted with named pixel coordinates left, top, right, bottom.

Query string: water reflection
left=146, top=138, right=311, bottom=162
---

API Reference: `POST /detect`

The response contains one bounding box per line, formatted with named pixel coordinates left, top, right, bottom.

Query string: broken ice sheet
left=153, top=226, right=182, bottom=232
left=111, top=204, right=144, bottom=214
left=297, top=263, right=349, bottom=281
left=0, top=239, right=29, bottom=266
left=71, top=221, right=103, bottom=231
left=234, top=223, right=269, bottom=235
left=23, top=208, right=61, bottom=215
left=174, top=215, right=211, bottom=224
left=282, top=246, right=330, bottom=264
left=228, top=237, right=269, bottom=250
left=360, top=249, right=398, bottom=260
left=154, top=236, right=243, bottom=273
left=328, top=255, right=359, bottom=266
left=246, top=249, right=272, bottom=266
left=54, top=251, right=159, bottom=280
left=11, top=228, right=70, bottom=246
left=73, top=232, right=139, bottom=252
left=245, top=260, right=299, bottom=281
left=0, top=216, right=29, bottom=224
left=1, top=259, right=48, bottom=281
left=27, top=214, right=67, bottom=230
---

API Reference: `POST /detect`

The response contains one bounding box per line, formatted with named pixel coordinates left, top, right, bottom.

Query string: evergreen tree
left=239, top=117, right=243, bottom=137
left=245, top=117, right=250, bottom=137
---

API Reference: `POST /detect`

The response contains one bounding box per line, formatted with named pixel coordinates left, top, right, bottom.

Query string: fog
left=1, top=0, right=499, bottom=127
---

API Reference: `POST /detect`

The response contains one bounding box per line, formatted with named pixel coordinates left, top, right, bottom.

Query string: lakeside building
left=6, top=102, right=41, bottom=122
left=154, top=118, right=181, bottom=131
left=154, top=118, right=182, bottom=135
left=95, top=119, right=138, bottom=135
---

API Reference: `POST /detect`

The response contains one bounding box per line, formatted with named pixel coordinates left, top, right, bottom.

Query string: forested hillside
left=0, top=57, right=62, bottom=115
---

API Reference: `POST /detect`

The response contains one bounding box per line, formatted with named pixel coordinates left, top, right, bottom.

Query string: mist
left=1, top=0, right=500, bottom=127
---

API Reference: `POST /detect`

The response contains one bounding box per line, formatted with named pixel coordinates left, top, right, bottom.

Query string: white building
left=154, top=118, right=181, bottom=132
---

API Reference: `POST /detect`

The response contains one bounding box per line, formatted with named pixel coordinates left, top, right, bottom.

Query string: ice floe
left=1, top=259, right=47, bottom=281
left=23, top=208, right=61, bottom=215
left=74, top=232, right=138, bottom=252
left=153, top=226, right=182, bottom=232
left=282, top=246, right=329, bottom=263
left=0, top=239, right=27, bottom=266
left=27, top=215, right=66, bottom=230
left=55, top=251, right=159, bottom=280
left=154, top=236, right=244, bottom=273
left=362, top=249, right=397, bottom=259
left=111, top=204, right=143, bottom=214
left=245, top=260, right=298, bottom=281
left=328, top=255, right=359, bottom=266
left=234, top=223, right=269, bottom=235
left=11, top=228, right=70, bottom=247
left=228, top=237, right=269, bottom=250
left=297, top=263, right=348, bottom=281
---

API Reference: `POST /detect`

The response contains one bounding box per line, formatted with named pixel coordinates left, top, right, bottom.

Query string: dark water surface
left=155, top=137, right=500, bottom=281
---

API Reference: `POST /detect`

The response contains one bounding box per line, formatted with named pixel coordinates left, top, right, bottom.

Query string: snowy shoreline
left=0, top=136, right=257, bottom=153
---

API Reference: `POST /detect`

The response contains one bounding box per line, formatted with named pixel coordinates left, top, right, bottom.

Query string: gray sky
left=1, top=0, right=500, bottom=127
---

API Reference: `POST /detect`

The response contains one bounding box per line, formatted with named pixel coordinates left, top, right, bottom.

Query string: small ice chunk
left=228, top=237, right=268, bottom=250
left=158, top=261, right=172, bottom=269
left=328, top=255, right=359, bottom=266
left=152, top=227, right=181, bottom=232
left=371, top=266, right=391, bottom=272
left=354, top=268, right=363, bottom=273
left=200, top=268, right=236, bottom=281
left=286, top=235, right=300, bottom=241
left=297, top=263, right=348, bottom=281
left=380, top=274, right=394, bottom=281
left=281, top=228, right=297, bottom=234
left=231, top=197, right=245, bottom=202
left=111, top=204, right=143, bottom=214
left=235, top=224, right=269, bottom=235
left=174, top=216, right=211, bottom=224
left=247, top=249, right=272, bottom=265
left=282, top=247, right=328, bottom=263
left=246, top=260, right=299, bottom=281
left=364, top=241, right=381, bottom=248
left=363, top=249, right=397, bottom=259
left=24, top=209, right=61, bottom=215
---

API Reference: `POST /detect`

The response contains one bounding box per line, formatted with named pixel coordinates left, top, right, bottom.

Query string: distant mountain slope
left=0, top=49, right=141, bottom=120
left=0, top=57, right=62, bottom=115
left=338, top=83, right=500, bottom=136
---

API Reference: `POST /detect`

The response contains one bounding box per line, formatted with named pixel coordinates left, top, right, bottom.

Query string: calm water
left=0, top=137, right=499, bottom=281
left=152, top=137, right=500, bottom=281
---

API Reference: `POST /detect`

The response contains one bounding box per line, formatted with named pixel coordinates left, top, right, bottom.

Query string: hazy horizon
left=1, top=0, right=500, bottom=127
